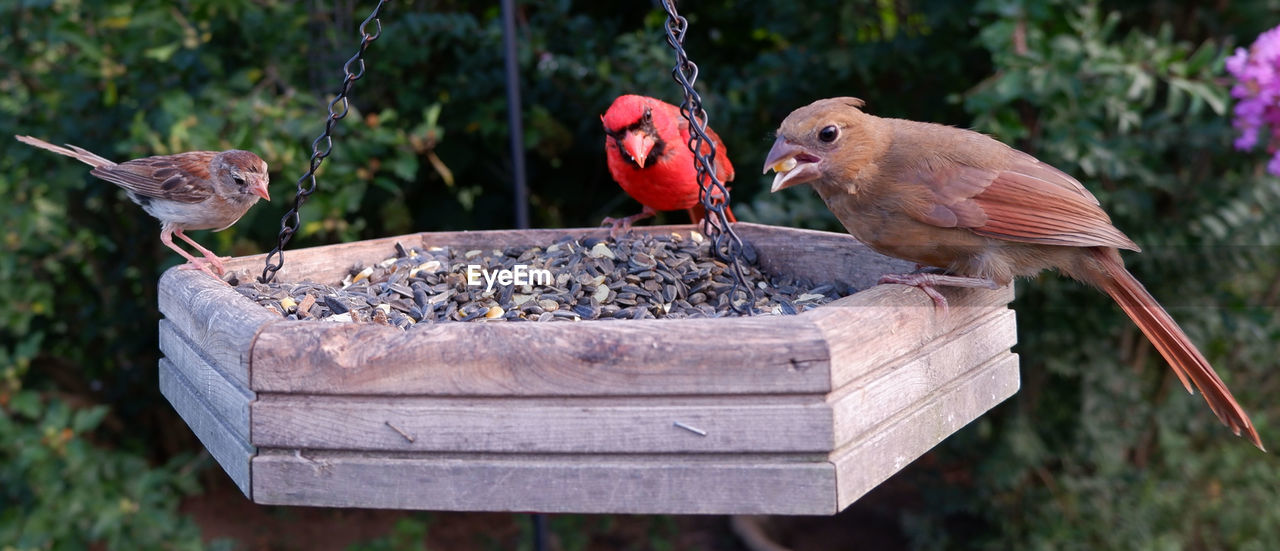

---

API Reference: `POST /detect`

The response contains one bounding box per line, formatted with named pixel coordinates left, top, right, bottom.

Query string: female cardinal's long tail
left=1086, top=248, right=1263, bottom=450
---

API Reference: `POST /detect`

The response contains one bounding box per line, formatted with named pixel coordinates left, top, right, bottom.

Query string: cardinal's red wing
left=673, top=111, right=735, bottom=184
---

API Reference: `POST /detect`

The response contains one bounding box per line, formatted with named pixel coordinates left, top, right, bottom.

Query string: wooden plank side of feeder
left=251, top=451, right=836, bottom=515
left=158, top=268, right=278, bottom=388
left=828, top=307, right=1017, bottom=448
left=159, top=358, right=254, bottom=497
left=249, top=314, right=834, bottom=396
left=158, top=320, right=254, bottom=443
left=808, top=284, right=1016, bottom=390
left=832, top=352, right=1020, bottom=510
left=732, top=223, right=913, bottom=288
left=251, top=395, right=831, bottom=454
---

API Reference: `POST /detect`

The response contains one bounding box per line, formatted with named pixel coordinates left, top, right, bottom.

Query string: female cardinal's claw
left=878, top=272, right=1000, bottom=315
left=879, top=273, right=950, bottom=314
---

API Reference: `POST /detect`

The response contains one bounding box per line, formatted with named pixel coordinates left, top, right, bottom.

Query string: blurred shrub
left=344, top=517, right=430, bottom=551
left=1, top=390, right=204, bottom=549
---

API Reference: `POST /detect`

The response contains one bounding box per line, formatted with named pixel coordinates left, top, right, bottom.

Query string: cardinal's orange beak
left=622, top=129, right=657, bottom=168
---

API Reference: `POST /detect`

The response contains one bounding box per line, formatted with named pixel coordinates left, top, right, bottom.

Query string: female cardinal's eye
left=819, top=125, right=839, bottom=143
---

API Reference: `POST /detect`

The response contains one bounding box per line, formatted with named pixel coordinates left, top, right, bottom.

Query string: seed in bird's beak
left=772, top=158, right=798, bottom=174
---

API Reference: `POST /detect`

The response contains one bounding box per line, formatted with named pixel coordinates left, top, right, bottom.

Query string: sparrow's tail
left=1087, top=247, right=1263, bottom=450
left=15, top=135, right=115, bottom=168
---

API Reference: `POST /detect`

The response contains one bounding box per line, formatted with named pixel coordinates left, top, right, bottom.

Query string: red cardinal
left=601, top=94, right=736, bottom=232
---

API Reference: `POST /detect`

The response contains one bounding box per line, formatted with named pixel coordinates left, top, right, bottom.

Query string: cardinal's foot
left=878, top=272, right=999, bottom=314
left=600, top=208, right=656, bottom=239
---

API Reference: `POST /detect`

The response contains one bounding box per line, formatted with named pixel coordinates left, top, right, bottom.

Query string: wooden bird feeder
left=159, top=222, right=1018, bottom=515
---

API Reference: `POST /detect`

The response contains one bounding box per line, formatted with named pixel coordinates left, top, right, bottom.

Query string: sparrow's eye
left=819, top=125, right=839, bottom=143
left=233, top=176, right=246, bottom=187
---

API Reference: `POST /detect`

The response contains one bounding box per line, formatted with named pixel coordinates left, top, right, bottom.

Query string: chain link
left=259, top=0, right=389, bottom=283
left=660, top=0, right=756, bottom=314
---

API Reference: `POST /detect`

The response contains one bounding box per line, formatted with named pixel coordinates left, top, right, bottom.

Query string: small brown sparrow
left=15, top=135, right=270, bottom=280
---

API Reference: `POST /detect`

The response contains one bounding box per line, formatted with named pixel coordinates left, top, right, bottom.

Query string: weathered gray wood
left=829, top=308, right=1017, bottom=448
left=157, top=268, right=278, bottom=387
left=732, top=223, right=914, bottom=288
left=159, top=358, right=254, bottom=497
left=250, top=314, right=833, bottom=396
left=251, top=450, right=836, bottom=514
left=159, top=320, right=254, bottom=443
left=809, top=283, right=1016, bottom=390
left=252, top=395, right=831, bottom=453
left=832, top=352, right=1020, bottom=509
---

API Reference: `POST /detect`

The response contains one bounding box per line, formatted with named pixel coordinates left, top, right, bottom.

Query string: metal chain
left=660, top=0, right=756, bottom=314
left=259, top=0, right=390, bottom=283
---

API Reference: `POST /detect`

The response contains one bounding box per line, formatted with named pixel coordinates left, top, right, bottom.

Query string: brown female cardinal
left=763, top=97, right=1262, bottom=449
left=601, top=94, right=736, bottom=231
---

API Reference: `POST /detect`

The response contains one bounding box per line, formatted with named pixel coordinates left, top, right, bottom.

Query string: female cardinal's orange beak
left=622, top=130, right=657, bottom=168
left=763, top=137, right=822, bottom=192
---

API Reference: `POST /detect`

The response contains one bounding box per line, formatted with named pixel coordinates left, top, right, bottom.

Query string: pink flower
left=1228, top=26, right=1280, bottom=175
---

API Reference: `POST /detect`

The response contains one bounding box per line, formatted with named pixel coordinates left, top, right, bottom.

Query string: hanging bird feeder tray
left=159, top=222, right=1018, bottom=515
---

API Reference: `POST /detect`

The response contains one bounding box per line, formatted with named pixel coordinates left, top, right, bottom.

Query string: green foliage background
left=1, top=0, right=1277, bottom=548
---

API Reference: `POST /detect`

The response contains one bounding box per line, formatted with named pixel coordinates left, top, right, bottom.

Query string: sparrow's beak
left=252, top=177, right=271, bottom=201
left=622, top=130, right=657, bottom=168
left=762, top=136, right=821, bottom=192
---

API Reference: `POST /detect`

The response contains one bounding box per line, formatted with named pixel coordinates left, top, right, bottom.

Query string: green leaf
left=1171, top=78, right=1228, bottom=115
left=389, top=154, right=419, bottom=181
left=8, top=390, right=41, bottom=419
left=143, top=43, right=181, bottom=62
left=71, top=406, right=109, bottom=433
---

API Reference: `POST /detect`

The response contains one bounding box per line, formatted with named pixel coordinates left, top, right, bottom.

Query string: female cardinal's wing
left=904, top=149, right=1138, bottom=251
left=90, top=153, right=216, bottom=203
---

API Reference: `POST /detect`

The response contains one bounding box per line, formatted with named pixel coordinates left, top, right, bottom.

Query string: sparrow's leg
left=159, top=224, right=223, bottom=279
left=172, top=228, right=231, bottom=275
